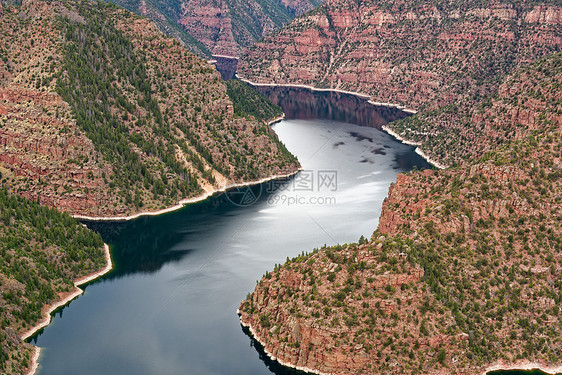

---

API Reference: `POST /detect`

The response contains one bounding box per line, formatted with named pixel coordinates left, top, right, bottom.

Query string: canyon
left=239, top=0, right=562, bottom=166
left=0, top=0, right=299, bottom=218
left=106, top=0, right=325, bottom=57
left=239, top=51, right=562, bottom=374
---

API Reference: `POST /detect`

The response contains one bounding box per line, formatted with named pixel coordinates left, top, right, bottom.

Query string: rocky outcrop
left=0, top=0, right=300, bottom=217
left=239, top=52, right=562, bottom=374
left=178, top=0, right=325, bottom=56
left=106, top=0, right=326, bottom=57
left=239, top=0, right=562, bottom=166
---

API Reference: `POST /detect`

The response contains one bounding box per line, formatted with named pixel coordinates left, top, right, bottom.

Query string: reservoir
left=31, top=88, right=430, bottom=374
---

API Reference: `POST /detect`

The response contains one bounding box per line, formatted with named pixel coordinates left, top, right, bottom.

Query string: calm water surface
left=32, top=90, right=433, bottom=374
left=30, top=85, right=550, bottom=375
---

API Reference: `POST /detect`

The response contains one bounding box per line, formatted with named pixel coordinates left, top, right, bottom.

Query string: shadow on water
left=81, top=184, right=284, bottom=280
left=37, top=58, right=435, bottom=375
left=212, top=56, right=238, bottom=80
left=211, top=56, right=408, bottom=129
left=241, top=325, right=309, bottom=375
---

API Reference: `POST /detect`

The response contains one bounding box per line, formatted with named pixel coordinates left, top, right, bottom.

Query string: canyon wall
left=239, top=0, right=562, bottom=165
left=239, top=51, right=562, bottom=375
left=0, top=0, right=299, bottom=217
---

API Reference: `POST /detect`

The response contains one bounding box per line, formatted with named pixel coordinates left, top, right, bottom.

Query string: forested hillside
left=0, top=0, right=299, bottom=217
left=0, top=188, right=106, bottom=374
left=239, top=52, right=562, bottom=375
left=239, top=0, right=561, bottom=167
left=226, top=80, right=284, bottom=123
left=107, top=0, right=326, bottom=57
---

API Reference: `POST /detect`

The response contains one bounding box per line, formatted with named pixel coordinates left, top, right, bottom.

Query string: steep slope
left=101, top=0, right=213, bottom=57
left=238, top=0, right=561, bottom=166
left=106, top=0, right=326, bottom=57
left=238, top=53, right=562, bottom=375
left=0, top=0, right=299, bottom=218
left=177, top=0, right=325, bottom=56
left=225, top=80, right=284, bottom=123
left=0, top=189, right=107, bottom=374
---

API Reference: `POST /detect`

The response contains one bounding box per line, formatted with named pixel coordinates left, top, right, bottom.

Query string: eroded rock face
left=240, top=0, right=561, bottom=104
left=0, top=0, right=300, bottom=217
left=239, top=52, right=562, bottom=374
left=239, top=0, right=562, bottom=166
left=105, top=0, right=325, bottom=57
left=178, top=0, right=325, bottom=56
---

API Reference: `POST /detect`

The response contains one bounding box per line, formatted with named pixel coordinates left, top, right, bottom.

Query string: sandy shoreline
left=382, top=126, right=448, bottom=170
left=212, top=54, right=239, bottom=60
left=267, top=113, right=286, bottom=126
left=381, top=125, right=422, bottom=146
left=415, top=148, right=448, bottom=170
left=237, top=75, right=418, bottom=114
left=22, top=169, right=301, bottom=373
left=23, top=243, right=113, bottom=375
left=72, top=169, right=301, bottom=222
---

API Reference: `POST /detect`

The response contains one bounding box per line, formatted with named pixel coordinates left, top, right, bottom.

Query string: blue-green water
left=33, top=114, right=429, bottom=374
left=30, top=87, right=545, bottom=375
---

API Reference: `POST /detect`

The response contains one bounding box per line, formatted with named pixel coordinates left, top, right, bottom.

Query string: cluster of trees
left=225, top=80, right=283, bottom=123
left=0, top=188, right=106, bottom=373
left=56, top=2, right=200, bottom=207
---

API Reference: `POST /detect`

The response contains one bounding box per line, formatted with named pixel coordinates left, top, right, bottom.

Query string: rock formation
left=239, top=51, right=562, bottom=375
left=238, top=0, right=562, bottom=166
left=0, top=0, right=300, bottom=217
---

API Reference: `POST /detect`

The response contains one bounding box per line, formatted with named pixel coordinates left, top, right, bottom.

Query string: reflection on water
left=255, top=86, right=408, bottom=128
left=82, top=186, right=286, bottom=280
left=212, top=56, right=238, bottom=80
left=242, top=326, right=308, bottom=375
left=33, top=84, right=434, bottom=375
left=488, top=370, right=560, bottom=375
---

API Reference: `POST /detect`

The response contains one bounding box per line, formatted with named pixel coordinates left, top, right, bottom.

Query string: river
left=29, top=83, right=547, bottom=375
left=28, top=85, right=430, bottom=374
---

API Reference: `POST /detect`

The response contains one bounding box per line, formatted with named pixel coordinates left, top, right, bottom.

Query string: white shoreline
left=236, top=75, right=418, bottom=114
left=72, top=169, right=301, bottom=222
left=483, top=361, right=562, bottom=375
left=23, top=243, right=113, bottom=375
left=240, top=310, right=562, bottom=375
left=381, top=125, right=447, bottom=169
left=381, top=125, right=422, bottom=146
left=212, top=54, right=239, bottom=60
left=267, top=113, right=286, bottom=126
left=237, top=76, right=451, bottom=170
left=237, top=310, right=329, bottom=375
left=415, top=148, right=448, bottom=170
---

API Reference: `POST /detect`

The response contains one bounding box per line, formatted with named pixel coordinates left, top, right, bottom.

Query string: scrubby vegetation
left=390, top=52, right=562, bottom=166
left=0, top=0, right=299, bottom=217
left=0, top=189, right=106, bottom=374
left=239, top=51, right=562, bottom=374
left=239, top=0, right=561, bottom=168
left=106, top=0, right=325, bottom=57
left=57, top=2, right=202, bottom=208
left=241, top=129, right=562, bottom=375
